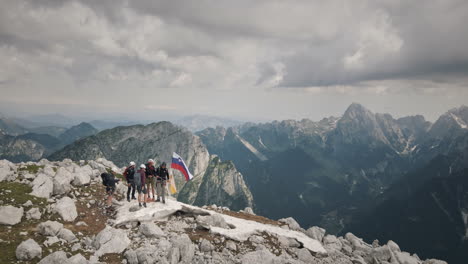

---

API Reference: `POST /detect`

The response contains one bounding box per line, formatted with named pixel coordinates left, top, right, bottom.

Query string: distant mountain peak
left=342, top=103, right=373, bottom=119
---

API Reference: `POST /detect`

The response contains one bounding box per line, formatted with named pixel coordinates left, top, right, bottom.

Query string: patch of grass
left=100, top=253, right=123, bottom=264
left=19, top=165, right=45, bottom=174
left=0, top=182, right=47, bottom=209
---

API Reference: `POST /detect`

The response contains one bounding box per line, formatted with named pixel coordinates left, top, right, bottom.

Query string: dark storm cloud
left=1, top=0, right=467, bottom=119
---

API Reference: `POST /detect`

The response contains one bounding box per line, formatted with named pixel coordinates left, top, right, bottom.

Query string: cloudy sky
left=0, top=0, right=467, bottom=122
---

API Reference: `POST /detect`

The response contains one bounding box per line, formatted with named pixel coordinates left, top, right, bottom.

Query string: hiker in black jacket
left=101, top=168, right=120, bottom=207
left=155, top=162, right=169, bottom=203
left=124, top=161, right=137, bottom=202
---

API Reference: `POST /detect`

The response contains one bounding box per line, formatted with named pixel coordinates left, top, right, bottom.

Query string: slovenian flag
left=171, top=152, right=193, bottom=181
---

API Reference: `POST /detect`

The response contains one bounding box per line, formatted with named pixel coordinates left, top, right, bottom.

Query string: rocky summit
left=0, top=158, right=447, bottom=264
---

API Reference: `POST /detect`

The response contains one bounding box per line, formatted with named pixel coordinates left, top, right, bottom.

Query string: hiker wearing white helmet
left=134, top=164, right=147, bottom=207
left=123, top=161, right=137, bottom=202
left=145, top=159, right=157, bottom=201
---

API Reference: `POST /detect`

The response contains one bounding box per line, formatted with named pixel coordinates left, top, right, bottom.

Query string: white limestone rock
left=58, top=228, right=77, bottom=243
left=38, top=220, right=64, bottom=236
left=54, top=197, right=78, bottom=222
left=305, top=226, right=326, bottom=242
left=15, top=239, right=42, bottom=260
left=93, top=226, right=130, bottom=256
left=196, top=214, right=230, bottom=229
left=0, top=205, right=23, bottom=225
left=38, top=251, right=68, bottom=264
left=26, top=207, right=42, bottom=220
left=31, top=174, right=53, bottom=198
left=68, top=253, right=89, bottom=264
left=170, top=234, right=195, bottom=263
left=139, top=222, right=165, bottom=238
left=199, top=238, right=215, bottom=252
left=278, top=217, right=302, bottom=231
left=52, top=167, right=74, bottom=195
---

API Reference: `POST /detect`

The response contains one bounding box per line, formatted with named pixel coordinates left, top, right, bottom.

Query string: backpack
left=134, top=170, right=142, bottom=186
left=101, top=172, right=114, bottom=187
left=126, top=167, right=135, bottom=180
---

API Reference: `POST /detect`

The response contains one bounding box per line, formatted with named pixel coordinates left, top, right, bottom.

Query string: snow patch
left=450, top=113, right=468, bottom=129
left=114, top=198, right=326, bottom=254
left=461, top=210, right=468, bottom=240
left=236, top=135, right=268, bottom=161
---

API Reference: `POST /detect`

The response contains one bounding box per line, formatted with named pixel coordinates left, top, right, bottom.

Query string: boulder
left=68, top=254, right=88, bottom=264
left=52, top=167, right=73, bottom=195
left=93, top=226, right=130, bottom=256
left=43, top=236, right=60, bottom=247
left=323, top=235, right=342, bottom=252
left=226, top=240, right=237, bottom=251
left=31, top=174, right=53, bottom=198
left=124, top=249, right=138, bottom=264
left=38, top=221, right=63, bottom=236
left=0, top=205, right=23, bottom=225
left=369, top=245, right=393, bottom=263
left=135, top=246, right=161, bottom=263
left=244, top=207, right=255, bottom=215
left=38, top=251, right=68, bottom=264
left=0, top=160, right=15, bottom=182
left=167, top=247, right=180, bottom=264
left=72, top=171, right=91, bottom=186
left=16, top=239, right=42, bottom=260
left=196, top=214, right=229, bottom=229
left=42, top=165, right=56, bottom=177
left=278, top=217, right=302, bottom=231
left=58, top=228, right=77, bottom=243
left=277, top=235, right=301, bottom=248
left=199, top=238, right=215, bottom=252
left=297, top=248, right=314, bottom=263
left=394, top=252, right=421, bottom=264
left=345, top=233, right=372, bottom=253
left=305, top=226, right=326, bottom=242
left=139, top=222, right=165, bottom=238
left=26, top=207, right=42, bottom=220
left=387, top=240, right=401, bottom=252
left=170, top=234, right=195, bottom=263
left=241, top=249, right=281, bottom=264
left=54, top=197, right=77, bottom=221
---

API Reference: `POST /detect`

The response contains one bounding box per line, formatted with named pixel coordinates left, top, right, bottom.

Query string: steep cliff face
left=178, top=155, right=254, bottom=211
left=0, top=133, right=62, bottom=162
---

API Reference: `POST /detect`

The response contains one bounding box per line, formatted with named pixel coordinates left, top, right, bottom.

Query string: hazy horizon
left=1, top=0, right=467, bottom=123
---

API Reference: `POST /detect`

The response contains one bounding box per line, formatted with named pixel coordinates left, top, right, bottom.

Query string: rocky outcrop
left=178, top=155, right=254, bottom=211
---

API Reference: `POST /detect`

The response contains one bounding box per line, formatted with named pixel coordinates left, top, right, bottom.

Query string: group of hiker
left=123, top=159, right=170, bottom=208
left=101, top=159, right=170, bottom=208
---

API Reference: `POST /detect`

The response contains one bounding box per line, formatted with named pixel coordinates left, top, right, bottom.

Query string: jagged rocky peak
left=429, top=105, right=468, bottom=139
left=332, top=103, right=391, bottom=147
